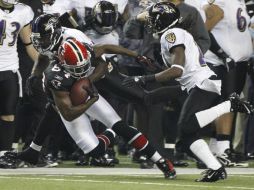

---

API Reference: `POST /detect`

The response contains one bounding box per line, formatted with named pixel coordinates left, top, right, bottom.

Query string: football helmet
left=41, top=0, right=55, bottom=5
left=147, top=2, right=180, bottom=36
left=31, top=14, right=62, bottom=54
left=91, top=1, right=118, bottom=34
left=58, top=39, right=92, bottom=78
left=1, top=0, right=19, bottom=5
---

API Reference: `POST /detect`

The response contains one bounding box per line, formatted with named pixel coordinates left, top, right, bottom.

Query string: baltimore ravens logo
left=165, top=32, right=176, bottom=43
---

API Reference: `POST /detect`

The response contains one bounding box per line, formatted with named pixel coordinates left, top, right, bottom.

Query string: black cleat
left=195, top=167, right=227, bottom=182
left=75, top=154, right=89, bottom=166
left=17, top=147, right=40, bottom=165
left=156, top=158, right=176, bottom=179
left=229, top=93, right=254, bottom=114
left=0, top=151, right=18, bottom=169
left=90, top=156, right=115, bottom=167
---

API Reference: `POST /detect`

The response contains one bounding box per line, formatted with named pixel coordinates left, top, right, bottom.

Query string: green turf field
left=1, top=174, right=254, bottom=190
left=1, top=155, right=254, bottom=190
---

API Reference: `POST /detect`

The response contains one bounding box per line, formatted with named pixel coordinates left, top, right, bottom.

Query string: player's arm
left=51, top=89, right=98, bottom=121
left=204, top=3, right=235, bottom=71
left=122, top=46, right=185, bottom=87
left=88, top=57, right=108, bottom=82
left=154, top=46, right=184, bottom=82
left=19, top=24, right=39, bottom=62
left=31, top=54, right=50, bottom=77
left=93, top=44, right=138, bottom=58
left=203, top=3, right=224, bottom=31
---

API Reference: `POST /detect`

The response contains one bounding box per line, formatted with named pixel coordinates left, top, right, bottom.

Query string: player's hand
left=136, top=55, right=160, bottom=72
left=122, top=76, right=147, bottom=88
left=222, top=57, right=236, bottom=72
left=86, top=82, right=99, bottom=100
left=25, top=75, right=41, bottom=96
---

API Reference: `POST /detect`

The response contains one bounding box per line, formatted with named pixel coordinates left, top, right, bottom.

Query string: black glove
left=122, top=75, right=155, bottom=88
left=25, top=75, right=42, bottom=96
left=135, top=55, right=162, bottom=72
left=222, top=57, right=236, bottom=72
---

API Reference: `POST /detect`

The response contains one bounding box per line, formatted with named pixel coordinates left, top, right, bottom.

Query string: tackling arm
left=20, top=24, right=39, bottom=62
left=154, top=46, right=184, bottom=82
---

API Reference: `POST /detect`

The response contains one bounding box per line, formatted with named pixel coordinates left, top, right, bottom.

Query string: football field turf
left=1, top=156, right=254, bottom=190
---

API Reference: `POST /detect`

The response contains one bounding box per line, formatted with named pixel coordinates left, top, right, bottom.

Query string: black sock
left=0, top=119, right=15, bottom=150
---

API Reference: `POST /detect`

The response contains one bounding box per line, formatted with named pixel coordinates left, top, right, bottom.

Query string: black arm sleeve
left=209, top=32, right=229, bottom=59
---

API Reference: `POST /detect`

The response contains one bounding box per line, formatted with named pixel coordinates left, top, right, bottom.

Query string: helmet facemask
left=91, top=1, right=118, bottom=34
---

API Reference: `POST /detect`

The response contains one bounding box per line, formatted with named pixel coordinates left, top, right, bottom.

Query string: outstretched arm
left=93, top=44, right=138, bottom=58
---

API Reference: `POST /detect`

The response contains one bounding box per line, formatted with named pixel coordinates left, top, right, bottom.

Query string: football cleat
left=90, top=156, right=115, bottom=167
left=0, top=151, right=18, bottom=169
left=216, top=149, right=249, bottom=168
left=17, top=147, right=40, bottom=165
left=156, top=158, right=176, bottom=179
left=195, top=167, right=227, bottom=182
left=229, top=93, right=254, bottom=114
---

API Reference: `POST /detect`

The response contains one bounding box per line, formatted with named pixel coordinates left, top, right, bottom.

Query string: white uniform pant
left=59, top=94, right=121, bottom=154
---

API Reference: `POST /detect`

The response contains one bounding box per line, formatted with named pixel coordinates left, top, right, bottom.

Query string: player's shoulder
left=15, top=3, right=33, bottom=13
left=161, top=28, right=185, bottom=44
left=62, top=27, right=93, bottom=45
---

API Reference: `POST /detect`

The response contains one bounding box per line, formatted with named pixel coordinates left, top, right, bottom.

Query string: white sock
left=150, top=151, right=162, bottom=162
left=30, top=142, right=42, bottom=152
left=195, top=101, right=231, bottom=128
left=217, top=140, right=230, bottom=155
left=209, top=138, right=218, bottom=154
left=190, top=139, right=221, bottom=170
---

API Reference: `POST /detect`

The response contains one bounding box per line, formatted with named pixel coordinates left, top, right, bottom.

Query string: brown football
left=70, top=78, right=91, bottom=106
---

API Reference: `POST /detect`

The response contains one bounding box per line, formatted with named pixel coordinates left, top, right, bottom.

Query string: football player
left=122, top=2, right=254, bottom=182
left=0, top=0, right=38, bottom=153
left=0, top=14, right=176, bottom=179
left=202, top=0, right=253, bottom=167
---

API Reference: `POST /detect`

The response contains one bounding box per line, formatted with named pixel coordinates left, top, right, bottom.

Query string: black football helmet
left=91, top=1, right=119, bottom=34
left=31, top=14, right=62, bottom=54
left=41, top=0, right=55, bottom=5
left=147, top=2, right=180, bottom=36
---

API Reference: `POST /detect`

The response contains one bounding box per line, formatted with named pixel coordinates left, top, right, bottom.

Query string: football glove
left=87, top=81, right=99, bottom=99
left=122, top=75, right=155, bottom=88
left=222, top=57, right=236, bottom=72
left=135, top=55, right=162, bottom=72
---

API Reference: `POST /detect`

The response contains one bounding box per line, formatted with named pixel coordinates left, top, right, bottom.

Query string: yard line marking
left=1, top=176, right=254, bottom=190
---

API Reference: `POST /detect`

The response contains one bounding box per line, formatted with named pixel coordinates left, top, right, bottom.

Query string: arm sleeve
left=188, top=8, right=210, bottom=54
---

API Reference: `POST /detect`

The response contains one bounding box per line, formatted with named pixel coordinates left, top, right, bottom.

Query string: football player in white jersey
left=122, top=2, right=254, bottom=182
left=0, top=0, right=38, bottom=153
left=203, top=0, right=253, bottom=167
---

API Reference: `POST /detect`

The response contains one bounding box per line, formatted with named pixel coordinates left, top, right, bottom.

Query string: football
left=70, top=78, right=91, bottom=106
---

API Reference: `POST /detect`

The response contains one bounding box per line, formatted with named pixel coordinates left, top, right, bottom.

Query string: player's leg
left=86, top=94, right=176, bottom=179
left=0, top=71, right=19, bottom=153
left=59, top=111, right=116, bottom=166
